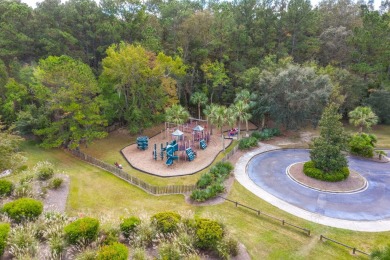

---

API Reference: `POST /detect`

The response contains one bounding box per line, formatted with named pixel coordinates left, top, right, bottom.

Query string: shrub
left=0, top=223, right=10, bottom=256
left=96, top=242, right=128, bottom=260
left=303, top=161, right=349, bottom=182
left=151, top=212, right=181, bottom=234
left=120, top=216, right=140, bottom=238
left=49, top=178, right=63, bottom=189
left=190, top=189, right=209, bottom=202
left=2, top=198, right=43, bottom=223
left=0, top=179, right=13, bottom=197
left=215, top=161, right=233, bottom=173
left=238, top=137, right=258, bottom=150
left=195, top=218, right=223, bottom=250
left=64, top=217, right=99, bottom=245
left=349, top=133, right=377, bottom=158
left=34, top=161, right=55, bottom=181
left=196, top=173, right=213, bottom=189
left=250, top=131, right=262, bottom=140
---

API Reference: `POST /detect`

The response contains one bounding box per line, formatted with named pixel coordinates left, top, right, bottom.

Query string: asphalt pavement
left=235, top=145, right=390, bottom=231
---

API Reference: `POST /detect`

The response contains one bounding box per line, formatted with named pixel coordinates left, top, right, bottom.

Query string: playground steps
left=186, top=148, right=196, bottom=161
left=137, top=136, right=149, bottom=150
left=199, top=139, right=207, bottom=150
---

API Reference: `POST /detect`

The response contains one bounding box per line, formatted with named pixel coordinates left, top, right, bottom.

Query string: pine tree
left=310, top=103, right=348, bottom=173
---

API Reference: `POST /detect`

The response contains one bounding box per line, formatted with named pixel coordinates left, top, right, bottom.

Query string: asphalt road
left=247, top=149, right=390, bottom=221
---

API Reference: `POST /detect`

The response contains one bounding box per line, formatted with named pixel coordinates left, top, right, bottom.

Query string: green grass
left=17, top=127, right=390, bottom=259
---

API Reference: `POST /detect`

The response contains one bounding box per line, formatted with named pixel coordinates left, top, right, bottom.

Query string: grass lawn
left=20, top=139, right=390, bottom=259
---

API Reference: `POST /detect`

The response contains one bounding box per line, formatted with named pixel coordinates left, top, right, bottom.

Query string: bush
left=195, top=218, right=223, bottom=250
left=196, top=173, right=213, bottom=189
left=190, top=189, right=209, bottom=202
left=303, top=161, right=349, bottom=182
left=151, top=212, right=181, bottom=234
left=215, top=161, right=233, bottom=173
left=250, top=131, right=262, bottom=140
left=96, top=242, right=128, bottom=260
left=120, top=216, right=141, bottom=238
left=238, top=137, right=258, bottom=150
left=34, top=161, right=55, bottom=181
left=0, top=179, right=13, bottom=197
left=349, top=133, right=377, bottom=158
left=0, top=223, right=10, bottom=256
left=2, top=198, right=43, bottom=223
left=64, top=217, right=99, bottom=245
left=49, top=178, right=63, bottom=189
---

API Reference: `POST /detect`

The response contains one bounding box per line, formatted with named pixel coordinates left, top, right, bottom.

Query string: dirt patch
left=43, top=174, right=70, bottom=213
left=288, top=163, right=367, bottom=193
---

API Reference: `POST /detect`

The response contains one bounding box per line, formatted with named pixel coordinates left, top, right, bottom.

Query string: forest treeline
left=0, top=0, right=389, bottom=148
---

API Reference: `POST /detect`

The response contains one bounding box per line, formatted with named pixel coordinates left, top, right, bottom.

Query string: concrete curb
left=234, top=143, right=390, bottom=232
left=286, top=162, right=368, bottom=194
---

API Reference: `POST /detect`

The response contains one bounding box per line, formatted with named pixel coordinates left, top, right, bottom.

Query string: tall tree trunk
left=198, top=103, right=201, bottom=119
left=246, top=119, right=249, bottom=137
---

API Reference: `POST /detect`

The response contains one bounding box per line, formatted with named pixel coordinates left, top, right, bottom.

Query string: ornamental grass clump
left=34, top=161, right=55, bottom=181
left=2, top=198, right=43, bottom=223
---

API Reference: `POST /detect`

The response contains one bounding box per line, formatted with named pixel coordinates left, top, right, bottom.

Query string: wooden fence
left=221, top=146, right=239, bottom=162
left=218, top=196, right=311, bottom=236
left=69, top=150, right=196, bottom=195
left=320, top=235, right=370, bottom=256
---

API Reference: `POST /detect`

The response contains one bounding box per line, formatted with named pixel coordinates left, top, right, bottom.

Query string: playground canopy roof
left=171, top=129, right=184, bottom=136
left=193, top=125, right=204, bottom=132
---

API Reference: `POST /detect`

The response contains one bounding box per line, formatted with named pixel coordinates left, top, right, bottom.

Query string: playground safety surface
left=121, top=131, right=232, bottom=177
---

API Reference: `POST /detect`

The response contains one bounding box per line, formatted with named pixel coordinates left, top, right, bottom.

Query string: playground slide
left=166, top=157, right=174, bottom=166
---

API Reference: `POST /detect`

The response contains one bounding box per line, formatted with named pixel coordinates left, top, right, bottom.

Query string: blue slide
left=165, top=141, right=179, bottom=166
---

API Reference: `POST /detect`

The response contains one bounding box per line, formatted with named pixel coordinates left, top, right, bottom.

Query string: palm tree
left=165, top=104, right=190, bottom=127
left=234, top=89, right=251, bottom=105
left=348, top=106, right=378, bottom=133
left=204, top=104, right=218, bottom=135
left=190, top=92, right=208, bottom=119
left=233, top=100, right=251, bottom=139
left=208, top=105, right=227, bottom=151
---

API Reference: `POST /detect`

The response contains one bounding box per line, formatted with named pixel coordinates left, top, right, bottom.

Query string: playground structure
left=137, top=136, right=148, bottom=150
left=153, top=139, right=197, bottom=166
left=151, top=119, right=213, bottom=166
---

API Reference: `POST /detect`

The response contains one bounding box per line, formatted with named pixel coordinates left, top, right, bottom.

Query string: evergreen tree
left=310, top=103, right=348, bottom=173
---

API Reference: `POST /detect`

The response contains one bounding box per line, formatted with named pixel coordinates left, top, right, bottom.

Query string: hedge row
left=190, top=162, right=233, bottom=202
